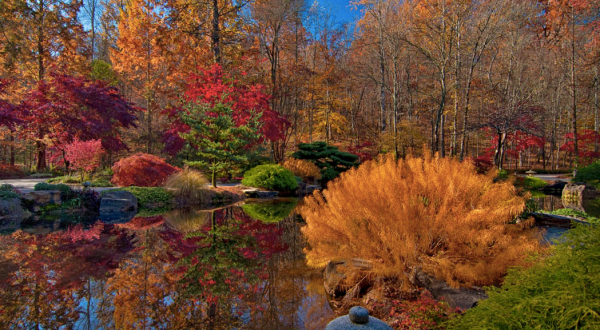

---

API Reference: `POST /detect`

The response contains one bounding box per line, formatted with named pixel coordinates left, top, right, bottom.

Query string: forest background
left=1, top=0, right=600, bottom=172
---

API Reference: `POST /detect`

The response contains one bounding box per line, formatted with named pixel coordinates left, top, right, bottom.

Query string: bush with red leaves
left=111, top=153, right=180, bottom=187
left=0, top=164, right=25, bottom=179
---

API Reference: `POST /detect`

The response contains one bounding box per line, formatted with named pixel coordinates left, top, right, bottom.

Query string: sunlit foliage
left=301, top=153, right=542, bottom=289
left=282, top=158, right=322, bottom=182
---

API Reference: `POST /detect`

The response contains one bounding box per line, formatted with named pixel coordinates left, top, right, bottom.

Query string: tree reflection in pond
left=0, top=203, right=333, bottom=329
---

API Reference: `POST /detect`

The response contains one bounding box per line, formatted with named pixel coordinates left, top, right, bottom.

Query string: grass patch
left=545, top=208, right=599, bottom=224
left=110, top=186, right=173, bottom=214
left=515, top=176, right=549, bottom=191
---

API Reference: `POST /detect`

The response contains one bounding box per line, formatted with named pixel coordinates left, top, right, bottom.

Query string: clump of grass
left=163, top=167, right=209, bottom=204
left=301, top=153, right=542, bottom=289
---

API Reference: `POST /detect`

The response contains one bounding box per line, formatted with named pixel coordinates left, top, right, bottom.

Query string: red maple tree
left=18, top=70, right=140, bottom=170
left=64, top=139, right=105, bottom=180
left=162, top=64, right=290, bottom=155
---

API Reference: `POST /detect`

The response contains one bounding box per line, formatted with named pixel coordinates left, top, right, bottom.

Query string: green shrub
left=575, top=160, right=600, bottom=184
left=291, top=142, right=360, bottom=183
left=91, top=179, right=113, bottom=187
left=448, top=224, right=600, bottom=329
left=242, top=199, right=298, bottom=223
left=111, top=186, right=173, bottom=214
left=34, top=182, right=72, bottom=194
left=514, top=176, right=549, bottom=190
left=242, top=164, right=298, bottom=191
left=497, top=169, right=509, bottom=180
left=0, top=184, right=19, bottom=200
left=545, top=208, right=599, bottom=223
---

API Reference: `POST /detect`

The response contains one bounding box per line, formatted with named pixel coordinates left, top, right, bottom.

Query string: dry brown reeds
left=300, top=153, right=542, bottom=289
left=163, top=167, right=209, bottom=204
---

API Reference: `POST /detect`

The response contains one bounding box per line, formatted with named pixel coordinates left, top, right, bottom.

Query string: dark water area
left=0, top=200, right=334, bottom=329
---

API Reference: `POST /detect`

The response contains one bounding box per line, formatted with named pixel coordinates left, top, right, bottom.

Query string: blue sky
left=312, top=0, right=362, bottom=25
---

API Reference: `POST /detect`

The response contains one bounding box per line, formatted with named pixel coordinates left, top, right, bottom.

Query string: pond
left=0, top=199, right=334, bottom=329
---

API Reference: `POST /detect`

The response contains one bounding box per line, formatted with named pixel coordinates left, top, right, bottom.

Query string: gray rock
left=297, top=183, right=321, bottom=195
left=243, top=188, right=279, bottom=198
left=414, top=269, right=488, bottom=310
left=21, top=190, right=62, bottom=206
left=562, top=183, right=600, bottom=211
left=0, top=198, right=25, bottom=231
left=326, top=306, right=392, bottom=330
left=99, top=191, right=138, bottom=223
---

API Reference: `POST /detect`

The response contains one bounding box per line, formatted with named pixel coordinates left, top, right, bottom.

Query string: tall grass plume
left=300, top=153, right=542, bottom=290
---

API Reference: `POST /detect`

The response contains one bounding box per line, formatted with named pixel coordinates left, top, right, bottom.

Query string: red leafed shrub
left=65, top=139, right=105, bottom=176
left=369, top=290, right=459, bottom=329
left=0, top=164, right=25, bottom=179
left=111, top=153, right=180, bottom=187
left=471, top=156, right=494, bottom=174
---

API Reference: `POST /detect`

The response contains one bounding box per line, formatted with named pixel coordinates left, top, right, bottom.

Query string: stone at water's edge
left=242, top=188, right=279, bottom=198
left=21, top=190, right=62, bottom=207
left=414, top=269, right=488, bottom=310
left=562, top=183, right=600, bottom=211
left=99, top=191, right=138, bottom=223
left=326, top=306, right=392, bottom=330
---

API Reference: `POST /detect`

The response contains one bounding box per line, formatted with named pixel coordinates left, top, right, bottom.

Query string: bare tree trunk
left=211, top=0, right=221, bottom=64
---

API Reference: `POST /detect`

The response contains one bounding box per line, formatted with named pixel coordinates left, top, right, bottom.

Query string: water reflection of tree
left=0, top=206, right=334, bottom=329
left=0, top=223, right=135, bottom=329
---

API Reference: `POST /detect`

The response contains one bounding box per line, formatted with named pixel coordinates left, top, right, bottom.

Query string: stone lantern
left=325, top=306, right=393, bottom=330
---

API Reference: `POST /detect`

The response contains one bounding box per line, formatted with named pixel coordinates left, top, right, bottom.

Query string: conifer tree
left=178, top=102, right=262, bottom=187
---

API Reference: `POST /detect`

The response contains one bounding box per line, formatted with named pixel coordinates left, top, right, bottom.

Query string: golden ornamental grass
left=282, top=158, right=322, bottom=181
left=300, top=153, right=542, bottom=289
left=163, top=167, right=209, bottom=204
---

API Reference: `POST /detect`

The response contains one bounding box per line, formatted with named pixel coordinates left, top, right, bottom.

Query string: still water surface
left=0, top=199, right=334, bottom=329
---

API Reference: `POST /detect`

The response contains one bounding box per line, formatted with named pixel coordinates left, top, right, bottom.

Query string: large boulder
left=21, top=190, right=62, bottom=212
left=414, top=269, right=488, bottom=310
left=562, top=183, right=599, bottom=211
left=21, top=190, right=62, bottom=205
left=0, top=198, right=26, bottom=230
left=99, top=191, right=138, bottom=223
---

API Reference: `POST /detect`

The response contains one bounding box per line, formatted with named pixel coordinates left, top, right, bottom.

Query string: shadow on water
left=0, top=199, right=334, bottom=329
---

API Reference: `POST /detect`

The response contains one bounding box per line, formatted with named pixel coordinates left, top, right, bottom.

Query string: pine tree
left=178, top=102, right=262, bottom=187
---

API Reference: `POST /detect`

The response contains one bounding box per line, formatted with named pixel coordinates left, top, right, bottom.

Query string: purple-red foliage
left=162, top=64, right=290, bottom=155
left=111, top=153, right=180, bottom=187
left=18, top=70, right=139, bottom=152
left=0, top=79, right=17, bottom=130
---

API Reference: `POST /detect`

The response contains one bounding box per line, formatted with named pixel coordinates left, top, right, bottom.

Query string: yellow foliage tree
left=300, top=153, right=542, bottom=289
